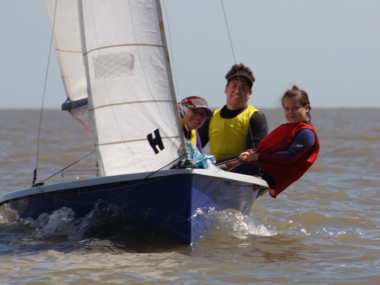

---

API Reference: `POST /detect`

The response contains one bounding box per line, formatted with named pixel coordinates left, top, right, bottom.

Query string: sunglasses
left=188, top=108, right=208, bottom=119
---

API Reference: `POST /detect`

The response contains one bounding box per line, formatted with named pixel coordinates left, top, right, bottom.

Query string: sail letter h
left=147, top=129, right=165, bottom=154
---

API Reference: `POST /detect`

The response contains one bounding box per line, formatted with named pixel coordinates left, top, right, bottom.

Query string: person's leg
left=230, top=164, right=275, bottom=195
left=229, top=163, right=261, bottom=176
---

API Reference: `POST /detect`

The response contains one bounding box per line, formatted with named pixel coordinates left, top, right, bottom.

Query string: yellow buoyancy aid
left=209, top=105, right=259, bottom=160
left=189, top=129, right=197, bottom=146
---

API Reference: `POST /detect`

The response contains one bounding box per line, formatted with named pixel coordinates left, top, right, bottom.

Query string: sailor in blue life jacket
left=238, top=85, right=320, bottom=198
left=198, top=63, right=268, bottom=171
left=178, top=96, right=213, bottom=154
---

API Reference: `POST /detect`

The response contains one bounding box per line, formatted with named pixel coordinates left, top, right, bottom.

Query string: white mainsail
left=45, top=0, right=186, bottom=176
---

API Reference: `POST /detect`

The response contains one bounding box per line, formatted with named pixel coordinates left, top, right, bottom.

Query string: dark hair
left=280, top=85, right=312, bottom=122
left=225, top=63, right=255, bottom=89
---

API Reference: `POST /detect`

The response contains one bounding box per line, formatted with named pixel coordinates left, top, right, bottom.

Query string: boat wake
left=18, top=202, right=138, bottom=241
left=20, top=207, right=86, bottom=241
left=13, top=204, right=276, bottom=243
left=192, top=208, right=277, bottom=241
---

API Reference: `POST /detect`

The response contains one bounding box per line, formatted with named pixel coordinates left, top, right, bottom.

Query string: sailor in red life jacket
left=238, top=85, right=320, bottom=198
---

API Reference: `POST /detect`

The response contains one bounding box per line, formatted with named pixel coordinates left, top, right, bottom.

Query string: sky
left=1, top=0, right=380, bottom=109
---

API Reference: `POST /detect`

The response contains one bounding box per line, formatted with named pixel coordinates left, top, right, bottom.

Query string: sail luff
left=76, top=0, right=104, bottom=175
left=155, top=0, right=187, bottom=158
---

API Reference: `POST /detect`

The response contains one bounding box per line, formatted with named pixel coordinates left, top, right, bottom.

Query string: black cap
left=227, top=70, right=255, bottom=87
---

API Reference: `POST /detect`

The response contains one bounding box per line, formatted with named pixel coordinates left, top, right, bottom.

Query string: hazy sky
left=1, top=0, right=380, bottom=109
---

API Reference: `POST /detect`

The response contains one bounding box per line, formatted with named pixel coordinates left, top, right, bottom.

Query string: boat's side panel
left=189, top=175, right=257, bottom=242
left=1, top=174, right=194, bottom=241
left=0, top=173, right=258, bottom=244
left=193, top=175, right=256, bottom=214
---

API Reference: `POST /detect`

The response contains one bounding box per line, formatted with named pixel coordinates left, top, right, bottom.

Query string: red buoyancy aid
left=253, top=123, right=320, bottom=198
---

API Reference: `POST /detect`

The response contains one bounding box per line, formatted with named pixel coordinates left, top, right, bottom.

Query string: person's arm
left=240, top=129, right=316, bottom=165
left=259, top=129, right=315, bottom=165
left=223, top=159, right=241, bottom=170
left=197, top=117, right=210, bottom=148
left=246, top=111, right=268, bottom=149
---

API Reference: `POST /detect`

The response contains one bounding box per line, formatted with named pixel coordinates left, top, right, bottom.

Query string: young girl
left=179, top=96, right=212, bottom=153
left=238, top=85, right=320, bottom=198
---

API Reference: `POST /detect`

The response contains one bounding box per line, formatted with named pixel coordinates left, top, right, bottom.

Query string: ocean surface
left=0, top=108, right=379, bottom=284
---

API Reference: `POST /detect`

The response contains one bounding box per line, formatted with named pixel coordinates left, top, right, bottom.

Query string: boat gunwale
left=0, top=168, right=268, bottom=205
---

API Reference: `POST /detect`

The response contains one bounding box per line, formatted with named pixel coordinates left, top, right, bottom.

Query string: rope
left=32, top=0, right=58, bottom=187
left=35, top=153, right=188, bottom=205
left=221, top=0, right=261, bottom=175
left=214, top=156, right=238, bottom=166
left=35, top=151, right=96, bottom=186
left=221, top=0, right=237, bottom=64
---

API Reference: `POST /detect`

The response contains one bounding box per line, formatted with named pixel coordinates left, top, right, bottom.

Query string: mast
left=155, top=0, right=187, bottom=158
left=76, top=0, right=103, bottom=173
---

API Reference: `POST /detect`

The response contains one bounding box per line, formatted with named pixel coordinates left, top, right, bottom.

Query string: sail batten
left=84, top=43, right=164, bottom=55
left=89, top=100, right=176, bottom=111
left=96, top=135, right=182, bottom=146
left=55, top=49, right=82, bottom=54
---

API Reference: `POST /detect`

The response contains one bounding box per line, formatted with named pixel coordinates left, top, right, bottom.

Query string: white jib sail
left=44, top=0, right=88, bottom=104
left=46, top=0, right=186, bottom=176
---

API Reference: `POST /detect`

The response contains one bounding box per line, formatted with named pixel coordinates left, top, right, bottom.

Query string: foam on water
left=192, top=207, right=277, bottom=242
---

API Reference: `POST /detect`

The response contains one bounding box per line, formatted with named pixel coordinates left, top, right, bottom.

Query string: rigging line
left=214, top=156, right=238, bottom=166
left=221, top=0, right=249, bottom=102
left=37, top=151, right=95, bottom=185
left=32, top=0, right=58, bottom=187
left=35, top=153, right=188, bottom=205
left=222, top=0, right=256, bottom=162
left=221, top=0, right=237, bottom=64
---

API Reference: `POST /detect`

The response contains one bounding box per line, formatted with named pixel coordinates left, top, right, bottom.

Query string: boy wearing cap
left=198, top=63, right=268, bottom=172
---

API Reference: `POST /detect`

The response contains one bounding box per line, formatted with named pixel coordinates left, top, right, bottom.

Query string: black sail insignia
left=147, top=129, right=165, bottom=154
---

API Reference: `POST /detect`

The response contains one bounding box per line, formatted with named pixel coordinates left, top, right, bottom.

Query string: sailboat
left=0, top=0, right=268, bottom=244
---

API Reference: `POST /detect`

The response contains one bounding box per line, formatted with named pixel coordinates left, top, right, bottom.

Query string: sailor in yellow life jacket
left=198, top=63, right=268, bottom=171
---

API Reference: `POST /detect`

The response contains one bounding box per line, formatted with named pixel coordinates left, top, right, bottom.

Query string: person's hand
left=225, top=159, right=241, bottom=170
left=238, top=150, right=256, bottom=162
left=238, top=151, right=250, bottom=162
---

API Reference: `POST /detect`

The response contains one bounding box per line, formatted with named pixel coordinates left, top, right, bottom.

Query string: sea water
left=0, top=108, right=379, bottom=284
